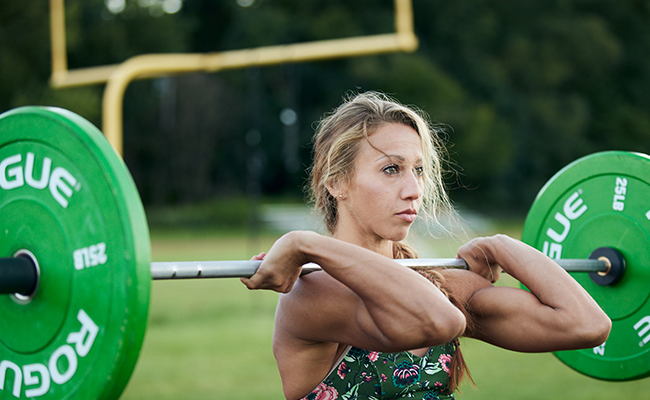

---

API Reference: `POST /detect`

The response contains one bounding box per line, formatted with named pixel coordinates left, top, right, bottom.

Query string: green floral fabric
left=301, top=342, right=457, bottom=400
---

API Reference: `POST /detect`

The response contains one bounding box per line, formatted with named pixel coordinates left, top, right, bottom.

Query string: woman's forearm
left=488, top=235, right=593, bottom=308
left=483, top=235, right=610, bottom=343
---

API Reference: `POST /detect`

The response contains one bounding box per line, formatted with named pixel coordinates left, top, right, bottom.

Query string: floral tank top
left=300, top=341, right=457, bottom=400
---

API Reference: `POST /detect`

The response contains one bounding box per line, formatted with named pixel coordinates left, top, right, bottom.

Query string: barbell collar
left=588, top=247, right=626, bottom=286
left=0, top=252, right=38, bottom=297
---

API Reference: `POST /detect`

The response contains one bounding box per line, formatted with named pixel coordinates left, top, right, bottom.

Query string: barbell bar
left=149, top=255, right=617, bottom=279
left=1, top=106, right=650, bottom=400
left=0, top=250, right=620, bottom=296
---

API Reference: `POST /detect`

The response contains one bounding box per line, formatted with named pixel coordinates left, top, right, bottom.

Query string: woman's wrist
left=283, top=230, right=321, bottom=266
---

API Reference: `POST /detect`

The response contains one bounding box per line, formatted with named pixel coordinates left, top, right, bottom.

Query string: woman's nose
left=401, top=169, right=422, bottom=200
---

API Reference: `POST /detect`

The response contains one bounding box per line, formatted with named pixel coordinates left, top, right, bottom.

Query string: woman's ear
left=326, top=178, right=347, bottom=200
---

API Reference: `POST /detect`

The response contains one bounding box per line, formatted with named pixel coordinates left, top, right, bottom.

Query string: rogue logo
left=0, top=310, right=98, bottom=398
left=0, top=153, right=80, bottom=208
left=542, top=191, right=589, bottom=260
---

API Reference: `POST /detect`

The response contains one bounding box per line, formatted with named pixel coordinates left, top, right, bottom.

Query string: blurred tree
left=415, top=0, right=646, bottom=211
left=0, top=1, right=101, bottom=119
left=2, top=0, right=650, bottom=214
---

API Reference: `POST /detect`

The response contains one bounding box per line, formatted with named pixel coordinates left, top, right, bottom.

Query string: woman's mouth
left=396, top=209, right=417, bottom=223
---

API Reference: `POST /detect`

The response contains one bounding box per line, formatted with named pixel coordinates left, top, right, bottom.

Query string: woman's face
left=336, top=123, right=424, bottom=245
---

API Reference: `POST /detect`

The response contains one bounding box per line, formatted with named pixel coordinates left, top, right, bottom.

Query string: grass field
left=119, top=225, right=650, bottom=399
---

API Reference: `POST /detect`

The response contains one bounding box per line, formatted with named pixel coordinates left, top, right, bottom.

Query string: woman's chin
left=387, top=228, right=411, bottom=242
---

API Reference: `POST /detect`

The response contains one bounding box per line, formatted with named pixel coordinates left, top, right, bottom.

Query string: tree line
left=1, top=0, right=649, bottom=214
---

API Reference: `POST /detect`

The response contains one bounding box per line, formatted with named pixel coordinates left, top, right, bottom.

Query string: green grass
left=121, top=232, right=284, bottom=400
left=457, top=336, right=650, bottom=399
left=122, top=279, right=283, bottom=400
left=120, top=227, right=650, bottom=399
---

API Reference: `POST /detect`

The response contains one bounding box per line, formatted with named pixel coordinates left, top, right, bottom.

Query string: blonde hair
left=308, top=91, right=455, bottom=239
left=307, top=92, right=472, bottom=391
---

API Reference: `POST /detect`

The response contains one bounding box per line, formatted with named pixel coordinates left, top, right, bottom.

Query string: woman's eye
left=415, top=166, right=424, bottom=177
left=384, top=165, right=399, bottom=174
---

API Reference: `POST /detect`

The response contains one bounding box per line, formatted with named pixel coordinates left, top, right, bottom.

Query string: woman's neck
left=331, top=229, right=394, bottom=258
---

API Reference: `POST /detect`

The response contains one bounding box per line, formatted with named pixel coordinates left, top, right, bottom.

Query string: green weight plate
left=522, top=151, right=650, bottom=381
left=0, top=107, right=151, bottom=399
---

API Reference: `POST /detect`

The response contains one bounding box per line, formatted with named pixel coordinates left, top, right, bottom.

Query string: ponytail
left=392, top=241, right=418, bottom=259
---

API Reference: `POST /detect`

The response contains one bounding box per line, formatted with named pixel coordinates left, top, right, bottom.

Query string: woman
left=241, top=92, right=611, bottom=400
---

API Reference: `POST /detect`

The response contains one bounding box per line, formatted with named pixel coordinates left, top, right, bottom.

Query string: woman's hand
left=457, top=236, right=504, bottom=283
left=249, top=252, right=266, bottom=261
left=240, top=232, right=309, bottom=293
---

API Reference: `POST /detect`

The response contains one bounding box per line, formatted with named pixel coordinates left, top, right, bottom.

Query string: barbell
left=0, top=247, right=626, bottom=295
left=0, top=106, right=648, bottom=399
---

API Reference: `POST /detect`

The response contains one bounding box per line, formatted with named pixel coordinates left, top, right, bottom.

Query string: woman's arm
left=241, top=230, right=466, bottom=352
left=453, top=234, right=611, bottom=352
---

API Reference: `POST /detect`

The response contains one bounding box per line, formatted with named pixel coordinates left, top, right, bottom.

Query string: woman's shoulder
left=276, top=271, right=358, bottom=331
left=274, top=273, right=359, bottom=399
left=282, top=270, right=353, bottom=303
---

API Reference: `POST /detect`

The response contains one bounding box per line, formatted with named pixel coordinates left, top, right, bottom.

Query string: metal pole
left=149, top=257, right=609, bottom=280
left=0, top=256, right=613, bottom=294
